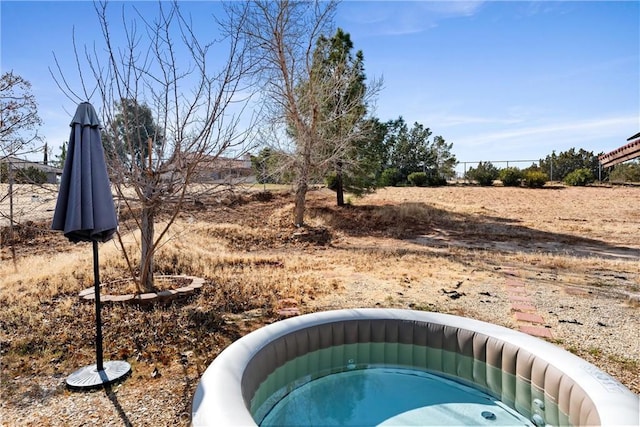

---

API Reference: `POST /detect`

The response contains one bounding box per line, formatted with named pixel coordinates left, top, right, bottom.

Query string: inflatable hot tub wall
left=191, top=309, right=639, bottom=426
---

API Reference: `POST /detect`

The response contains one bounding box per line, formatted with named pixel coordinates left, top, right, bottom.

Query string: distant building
left=184, top=153, right=255, bottom=184
left=0, top=156, right=63, bottom=184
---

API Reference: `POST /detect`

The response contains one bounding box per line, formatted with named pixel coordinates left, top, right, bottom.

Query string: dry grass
left=1, top=184, right=638, bottom=425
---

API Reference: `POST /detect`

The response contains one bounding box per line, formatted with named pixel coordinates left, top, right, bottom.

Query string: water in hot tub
left=261, top=367, right=534, bottom=426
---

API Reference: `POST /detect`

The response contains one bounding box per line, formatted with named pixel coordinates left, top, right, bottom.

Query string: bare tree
left=0, top=71, right=45, bottom=224
left=226, top=0, right=379, bottom=226
left=0, top=71, right=46, bottom=270
left=0, top=71, right=43, bottom=161
left=52, top=1, right=256, bottom=292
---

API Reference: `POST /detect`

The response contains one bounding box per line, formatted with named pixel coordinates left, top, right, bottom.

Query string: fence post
left=598, top=163, right=602, bottom=182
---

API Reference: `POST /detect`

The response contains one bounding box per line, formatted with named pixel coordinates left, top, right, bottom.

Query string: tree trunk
left=336, top=161, right=344, bottom=207
left=139, top=204, right=155, bottom=292
left=294, top=179, right=307, bottom=227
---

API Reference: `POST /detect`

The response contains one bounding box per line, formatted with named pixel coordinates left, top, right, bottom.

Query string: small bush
left=466, top=162, right=499, bottom=186
left=25, top=167, right=48, bottom=184
left=425, top=174, right=447, bottom=186
left=380, top=168, right=402, bottom=187
left=251, top=191, right=274, bottom=202
left=564, top=168, right=594, bottom=186
left=408, top=172, right=428, bottom=187
left=523, top=170, right=548, bottom=188
left=609, top=162, right=640, bottom=183
left=325, top=172, right=338, bottom=191
left=499, top=167, right=523, bottom=187
left=326, top=171, right=377, bottom=196
left=0, top=165, right=48, bottom=184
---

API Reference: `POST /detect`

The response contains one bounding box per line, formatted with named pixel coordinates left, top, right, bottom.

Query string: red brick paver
left=505, top=273, right=553, bottom=339
left=511, top=303, right=537, bottom=312
left=514, top=312, right=545, bottom=324
left=519, top=325, right=553, bottom=338
left=508, top=295, right=533, bottom=303
left=505, top=280, right=525, bottom=287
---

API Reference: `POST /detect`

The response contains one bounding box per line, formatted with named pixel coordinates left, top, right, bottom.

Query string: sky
left=1, top=1, right=639, bottom=174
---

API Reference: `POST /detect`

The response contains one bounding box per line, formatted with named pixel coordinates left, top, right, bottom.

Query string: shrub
left=325, top=171, right=377, bottom=196
left=523, top=169, right=548, bottom=188
left=499, top=167, right=523, bottom=187
left=465, top=162, right=499, bottom=186
left=325, top=172, right=338, bottom=191
left=539, top=148, right=600, bottom=182
left=425, top=173, right=447, bottom=187
left=0, top=164, right=48, bottom=184
left=564, top=168, right=594, bottom=186
left=380, top=168, right=402, bottom=187
left=407, top=172, right=428, bottom=187
left=19, top=167, right=48, bottom=184
left=609, top=162, right=640, bottom=183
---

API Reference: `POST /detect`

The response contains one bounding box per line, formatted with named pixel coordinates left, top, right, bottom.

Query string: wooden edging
left=79, top=275, right=205, bottom=305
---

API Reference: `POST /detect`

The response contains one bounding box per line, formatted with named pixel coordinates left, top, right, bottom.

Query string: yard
left=1, top=184, right=638, bottom=425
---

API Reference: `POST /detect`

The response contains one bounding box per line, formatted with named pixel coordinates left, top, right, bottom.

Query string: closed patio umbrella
left=52, top=101, right=131, bottom=389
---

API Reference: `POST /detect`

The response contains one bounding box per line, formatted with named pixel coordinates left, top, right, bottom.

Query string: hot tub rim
left=191, top=308, right=639, bottom=426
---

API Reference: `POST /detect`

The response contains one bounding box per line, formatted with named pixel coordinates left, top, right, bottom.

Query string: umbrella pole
left=66, top=239, right=130, bottom=390
left=93, top=241, right=104, bottom=372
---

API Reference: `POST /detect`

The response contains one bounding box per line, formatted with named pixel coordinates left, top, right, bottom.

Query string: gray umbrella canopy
left=51, top=102, right=129, bottom=389
left=52, top=102, right=117, bottom=243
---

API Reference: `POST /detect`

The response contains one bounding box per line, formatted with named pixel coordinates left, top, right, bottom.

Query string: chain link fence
left=0, top=183, right=59, bottom=227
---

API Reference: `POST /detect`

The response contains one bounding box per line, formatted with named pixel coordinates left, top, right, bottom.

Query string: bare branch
left=50, top=0, right=258, bottom=291
left=0, top=71, right=44, bottom=159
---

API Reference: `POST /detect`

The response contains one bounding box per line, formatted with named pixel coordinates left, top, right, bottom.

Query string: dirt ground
left=0, top=183, right=638, bottom=426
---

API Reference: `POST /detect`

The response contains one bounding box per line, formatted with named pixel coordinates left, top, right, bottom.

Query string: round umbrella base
left=66, top=361, right=131, bottom=390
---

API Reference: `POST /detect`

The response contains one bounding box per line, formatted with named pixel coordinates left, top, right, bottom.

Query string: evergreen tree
left=466, top=161, right=499, bottom=186
left=429, top=135, right=457, bottom=183
left=609, top=160, right=640, bottom=183
left=54, top=141, right=67, bottom=169
left=540, top=148, right=603, bottom=181
left=310, top=28, right=375, bottom=205
left=103, top=99, right=164, bottom=170
left=384, top=117, right=432, bottom=182
left=251, top=147, right=293, bottom=184
left=230, top=1, right=383, bottom=224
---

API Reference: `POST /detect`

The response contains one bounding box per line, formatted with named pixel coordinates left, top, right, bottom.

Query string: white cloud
left=523, top=1, right=572, bottom=18
left=529, top=56, right=638, bottom=86
left=424, top=1, right=485, bottom=17
left=425, top=113, right=523, bottom=127
left=446, top=114, right=638, bottom=168
left=462, top=115, right=639, bottom=147
left=339, top=1, right=485, bottom=37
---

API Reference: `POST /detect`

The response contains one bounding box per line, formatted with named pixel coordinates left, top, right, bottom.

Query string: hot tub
left=191, top=309, right=639, bottom=426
